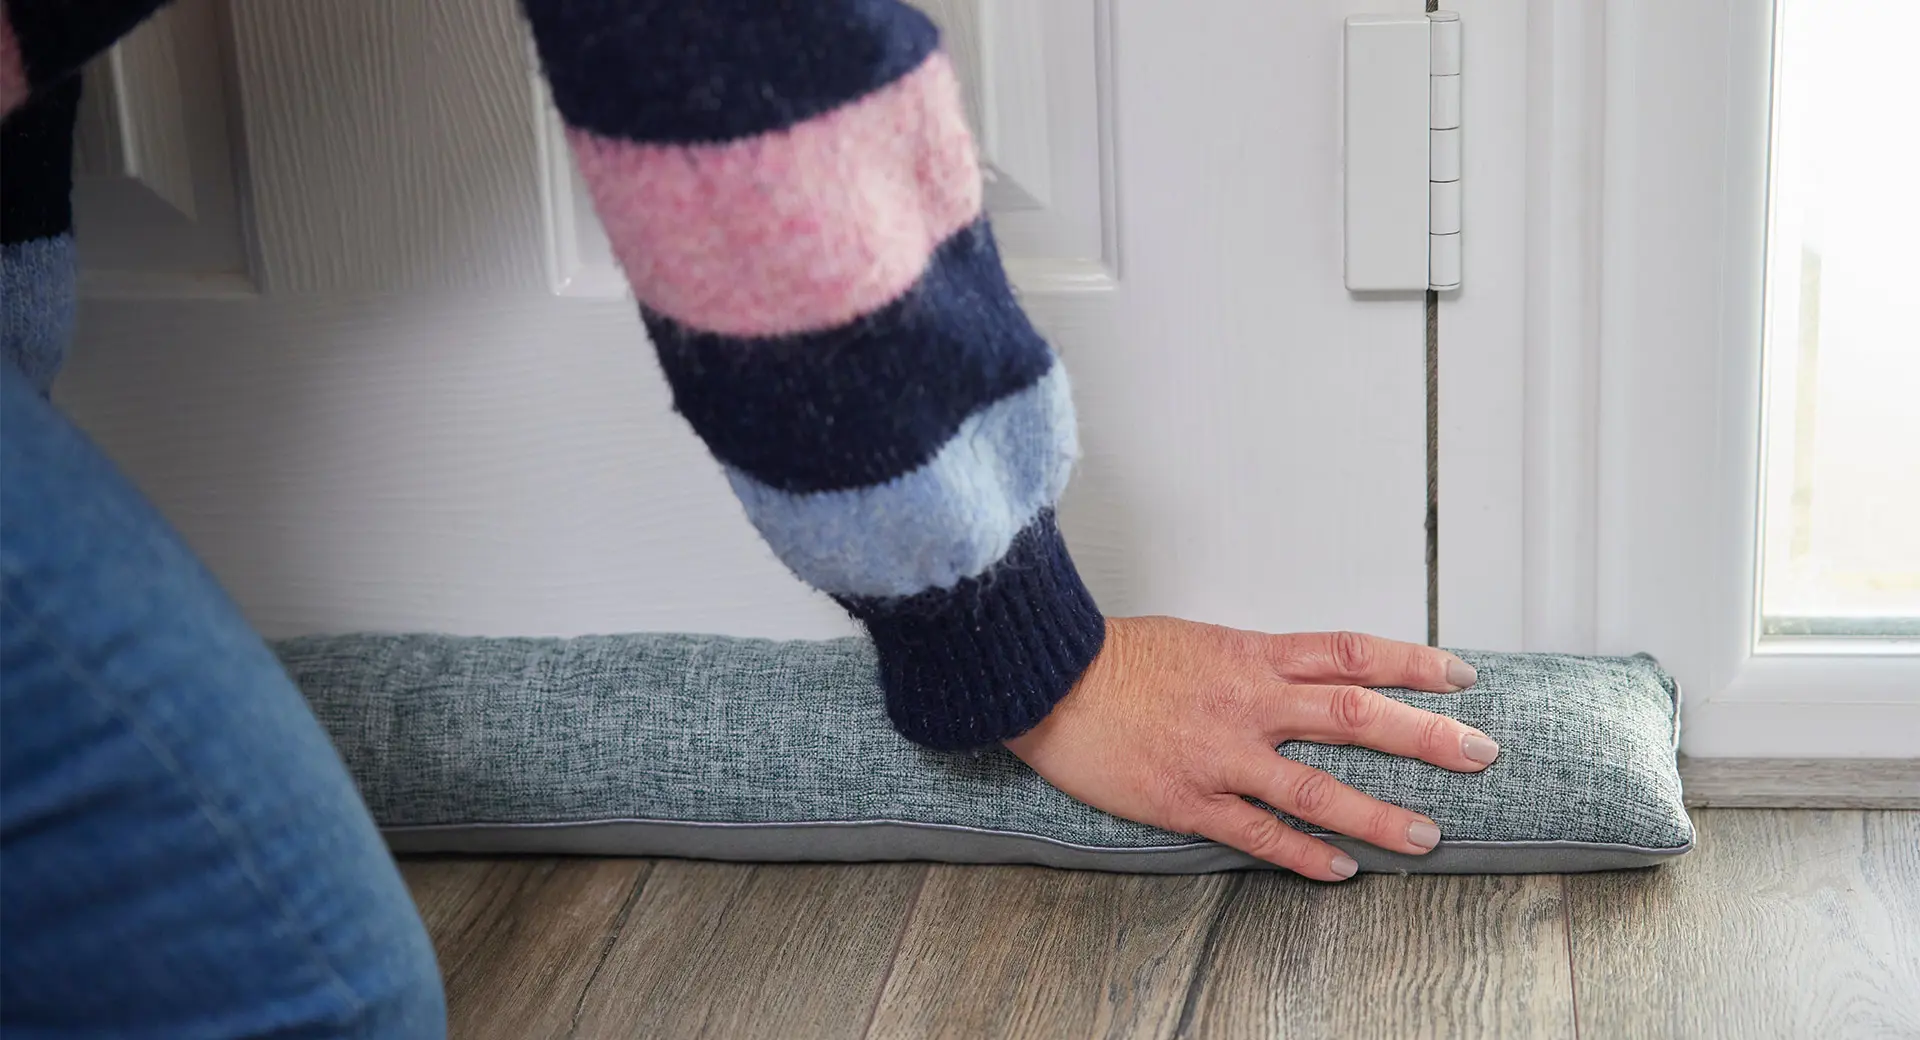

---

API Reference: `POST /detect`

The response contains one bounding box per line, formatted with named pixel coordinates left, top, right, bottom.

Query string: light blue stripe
left=724, top=363, right=1078, bottom=599
left=1, top=236, right=78, bottom=394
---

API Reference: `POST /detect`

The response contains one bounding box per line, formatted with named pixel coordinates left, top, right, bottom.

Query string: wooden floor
left=401, top=810, right=1920, bottom=1039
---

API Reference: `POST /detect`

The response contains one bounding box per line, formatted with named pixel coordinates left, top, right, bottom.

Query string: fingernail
left=1331, top=855, right=1360, bottom=879
left=1446, top=657, right=1478, bottom=690
left=1407, top=819, right=1442, bottom=850
left=1462, top=731, right=1501, bottom=765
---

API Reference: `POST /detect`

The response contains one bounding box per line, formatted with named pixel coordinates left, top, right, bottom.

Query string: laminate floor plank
left=399, top=857, right=651, bottom=1040
left=1567, top=809, right=1920, bottom=1039
left=568, top=861, right=925, bottom=1039
left=863, top=865, right=1235, bottom=1040
left=405, top=811, right=1920, bottom=1039
left=1177, top=871, right=1575, bottom=1039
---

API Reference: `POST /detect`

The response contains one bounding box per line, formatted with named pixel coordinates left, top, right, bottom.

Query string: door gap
left=1426, top=287, right=1439, bottom=647
left=1425, top=0, right=1440, bottom=648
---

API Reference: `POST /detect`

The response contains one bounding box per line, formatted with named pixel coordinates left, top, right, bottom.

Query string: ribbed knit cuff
left=836, top=511, right=1106, bottom=751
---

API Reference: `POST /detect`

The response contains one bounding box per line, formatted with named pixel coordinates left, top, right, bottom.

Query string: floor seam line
left=566, top=862, right=651, bottom=1039
left=1172, top=873, right=1245, bottom=1037
left=857, top=865, right=932, bottom=1039
left=1562, top=873, right=1583, bottom=1040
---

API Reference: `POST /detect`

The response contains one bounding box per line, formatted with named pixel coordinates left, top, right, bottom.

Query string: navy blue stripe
left=646, top=219, right=1056, bottom=494
left=837, top=511, right=1106, bottom=751
left=522, top=0, right=940, bottom=145
left=4, top=0, right=170, bottom=88
left=0, top=77, right=79, bottom=245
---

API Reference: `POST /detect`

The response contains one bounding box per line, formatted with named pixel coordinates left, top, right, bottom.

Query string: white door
left=58, top=0, right=1433, bottom=646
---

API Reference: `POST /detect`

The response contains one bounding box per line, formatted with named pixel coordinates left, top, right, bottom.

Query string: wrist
left=842, top=513, right=1104, bottom=751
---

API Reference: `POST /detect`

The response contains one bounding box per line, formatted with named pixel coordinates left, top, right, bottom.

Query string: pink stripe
left=567, top=53, right=983, bottom=339
left=0, top=13, right=28, bottom=118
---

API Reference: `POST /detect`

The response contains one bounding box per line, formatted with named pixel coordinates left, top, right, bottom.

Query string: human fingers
left=1267, top=683, right=1499, bottom=771
left=1228, top=754, right=1444, bottom=856
left=1185, top=794, right=1360, bottom=881
left=1267, top=631, right=1476, bottom=693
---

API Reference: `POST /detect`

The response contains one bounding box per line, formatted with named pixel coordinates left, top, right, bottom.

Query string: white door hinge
left=1343, top=10, right=1462, bottom=293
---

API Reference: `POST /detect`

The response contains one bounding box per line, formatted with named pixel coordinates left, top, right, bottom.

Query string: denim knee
left=336, top=929, right=447, bottom=1040
left=2, top=348, right=447, bottom=1039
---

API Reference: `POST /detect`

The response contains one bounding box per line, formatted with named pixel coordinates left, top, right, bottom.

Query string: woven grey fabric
left=279, top=635, right=1693, bottom=873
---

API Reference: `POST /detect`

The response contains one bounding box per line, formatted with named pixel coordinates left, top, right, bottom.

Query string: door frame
left=1441, top=0, right=1920, bottom=757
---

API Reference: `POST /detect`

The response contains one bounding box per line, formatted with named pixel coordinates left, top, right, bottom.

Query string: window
left=1757, top=0, right=1920, bottom=644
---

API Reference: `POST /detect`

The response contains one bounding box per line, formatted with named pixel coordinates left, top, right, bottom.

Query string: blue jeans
left=0, top=359, right=446, bottom=1037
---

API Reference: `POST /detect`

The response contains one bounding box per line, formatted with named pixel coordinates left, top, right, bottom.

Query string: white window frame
left=1441, top=0, right=1920, bottom=757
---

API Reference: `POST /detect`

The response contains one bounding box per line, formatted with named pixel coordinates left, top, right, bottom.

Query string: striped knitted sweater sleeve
left=520, top=0, right=1106, bottom=750
left=1, top=0, right=130, bottom=394
left=0, top=0, right=1108, bottom=751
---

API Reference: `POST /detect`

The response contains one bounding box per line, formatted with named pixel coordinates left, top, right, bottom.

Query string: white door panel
left=69, top=0, right=252, bottom=294
left=60, top=0, right=1431, bottom=643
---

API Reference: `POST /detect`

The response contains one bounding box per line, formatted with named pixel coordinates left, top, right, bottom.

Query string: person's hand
left=1004, top=617, right=1498, bottom=881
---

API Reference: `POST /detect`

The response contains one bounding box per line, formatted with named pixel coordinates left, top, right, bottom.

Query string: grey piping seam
left=382, top=817, right=1694, bottom=858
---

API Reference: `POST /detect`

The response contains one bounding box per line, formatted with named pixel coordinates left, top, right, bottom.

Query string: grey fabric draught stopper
left=279, top=635, right=1694, bottom=874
